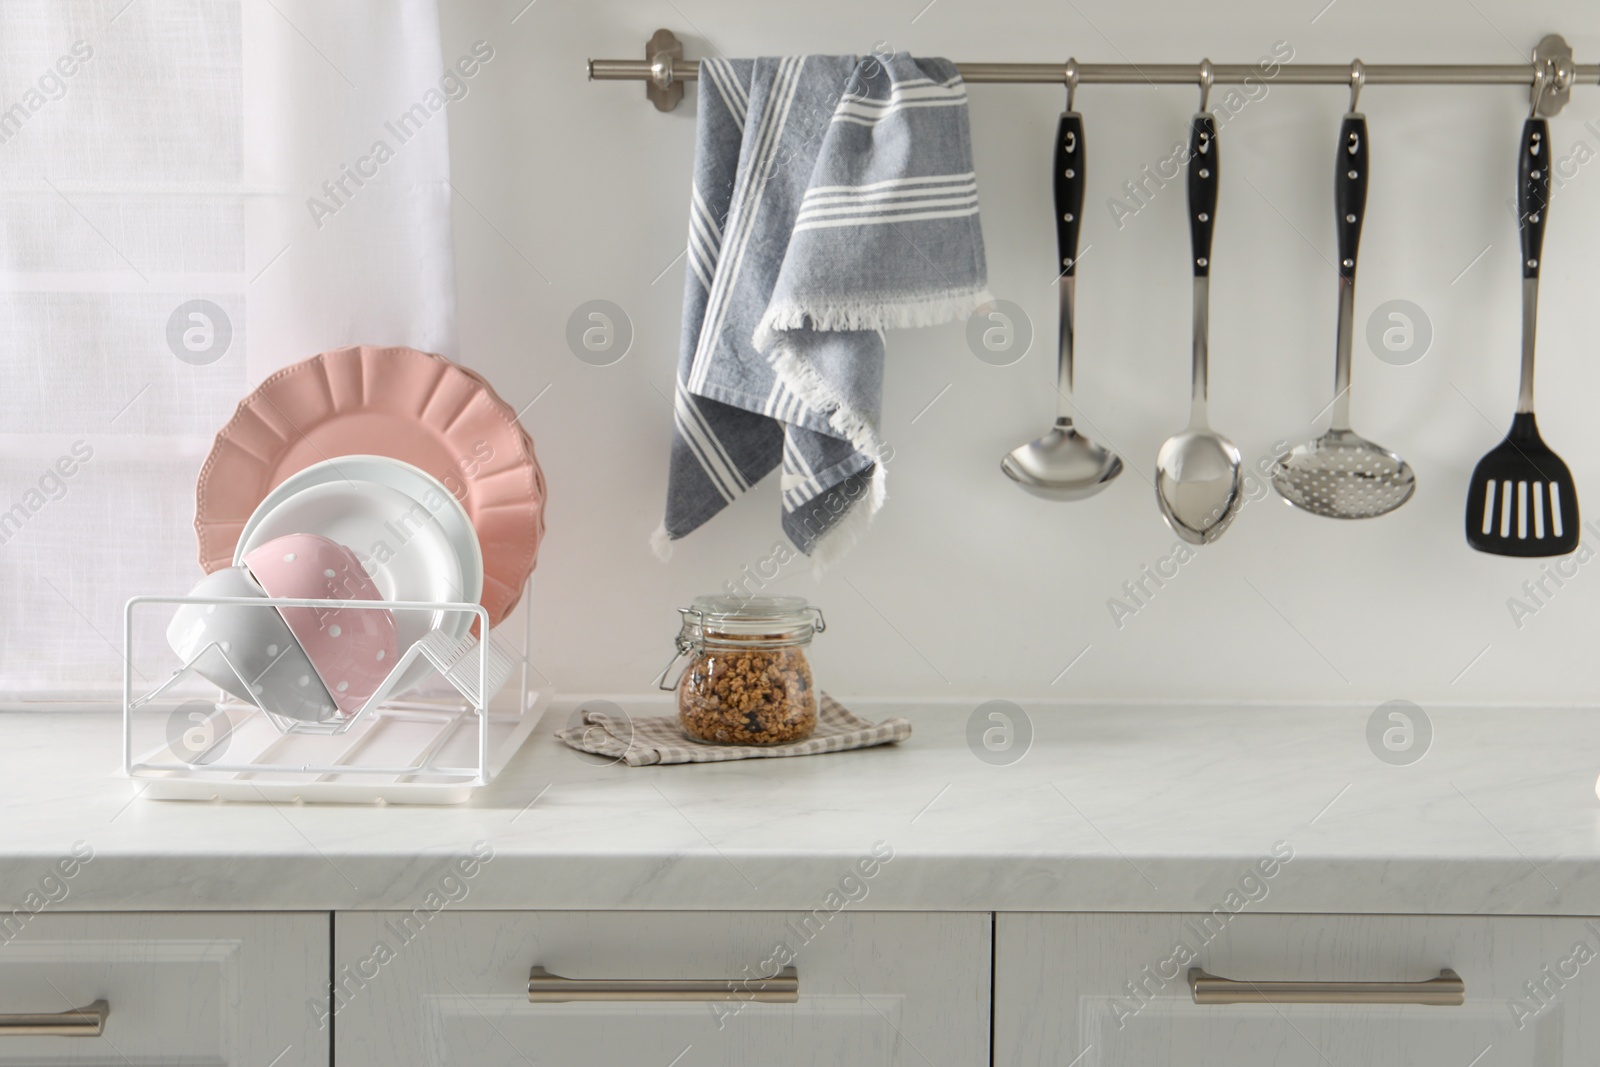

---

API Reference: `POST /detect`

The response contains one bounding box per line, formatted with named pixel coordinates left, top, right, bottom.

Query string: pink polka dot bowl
left=241, top=533, right=399, bottom=717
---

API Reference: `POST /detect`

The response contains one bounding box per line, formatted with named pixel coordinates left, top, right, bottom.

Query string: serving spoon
left=1002, top=61, right=1123, bottom=500
left=1155, top=62, right=1243, bottom=544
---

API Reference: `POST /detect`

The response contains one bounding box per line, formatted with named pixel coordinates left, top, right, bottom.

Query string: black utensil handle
left=1520, top=117, right=1550, bottom=279
left=1335, top=114, right=1368, bottom=282
left=1054, top=112, right=1085, bottom=277
left=1188, top=114, right=1218, bottom=278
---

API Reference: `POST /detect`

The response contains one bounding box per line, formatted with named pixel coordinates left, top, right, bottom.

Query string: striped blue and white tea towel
left=656, top=53, right=989, bottom=566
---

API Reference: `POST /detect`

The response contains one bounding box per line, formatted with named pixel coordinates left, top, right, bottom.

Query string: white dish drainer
left=122, top=582, right=544, bottom=804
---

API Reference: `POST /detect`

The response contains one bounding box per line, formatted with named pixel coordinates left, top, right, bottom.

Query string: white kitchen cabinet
left=996, top=912, right=1600, bottom=1065
left=0, top=912, right=327, bottom=1067
left=333, top=911, right=990, bottom=1067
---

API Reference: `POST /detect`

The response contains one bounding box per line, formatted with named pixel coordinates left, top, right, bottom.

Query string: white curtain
left=0, top=0, right=457, bottom=701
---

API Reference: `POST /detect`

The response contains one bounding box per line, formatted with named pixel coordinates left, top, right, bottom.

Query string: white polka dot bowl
left=241, top=533, right=399, bottom=717
left=165, top=566, right=340, bottom=722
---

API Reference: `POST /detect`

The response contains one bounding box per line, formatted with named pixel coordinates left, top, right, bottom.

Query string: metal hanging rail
left=589, top=30, right=1591, bottom=115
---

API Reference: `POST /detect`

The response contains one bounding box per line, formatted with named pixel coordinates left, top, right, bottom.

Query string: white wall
left=439, top=0, right=1600, bottom=704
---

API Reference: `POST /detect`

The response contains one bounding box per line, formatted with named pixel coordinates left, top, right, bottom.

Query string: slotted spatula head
left=1465, top=412, right=1579, bottom=556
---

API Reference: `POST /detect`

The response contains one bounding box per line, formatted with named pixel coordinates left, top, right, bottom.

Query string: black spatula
left=1465, top=102, right=1579, bottom=556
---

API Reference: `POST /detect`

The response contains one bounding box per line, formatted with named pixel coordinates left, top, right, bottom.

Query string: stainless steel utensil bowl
left=1156, top=428, right=1243, bottom=543
left=1272, top=431, right=1415, bottom=519
left=1003, top=420, right=1124, bottom=501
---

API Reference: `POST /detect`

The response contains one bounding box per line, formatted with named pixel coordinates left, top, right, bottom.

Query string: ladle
left=1002, top=60, right=1124, bottom=500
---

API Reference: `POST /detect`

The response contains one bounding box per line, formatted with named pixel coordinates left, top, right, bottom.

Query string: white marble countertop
left=5, top=700, right=1600, bottom=914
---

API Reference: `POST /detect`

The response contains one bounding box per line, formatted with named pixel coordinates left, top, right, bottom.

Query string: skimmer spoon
left=1273, top=62, right=1416, bottom=519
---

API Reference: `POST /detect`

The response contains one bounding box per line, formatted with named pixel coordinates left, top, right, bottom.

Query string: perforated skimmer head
left=1270, top=429, right=1416, bottom=519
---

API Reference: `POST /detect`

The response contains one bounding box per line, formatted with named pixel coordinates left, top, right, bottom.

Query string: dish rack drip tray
left=128, top=696, right=544, bottom=804
left=123, top=586, right=545, bottom=805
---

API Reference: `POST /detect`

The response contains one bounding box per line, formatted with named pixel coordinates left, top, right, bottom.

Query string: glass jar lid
left=678, top=595, right=825, bottom=645
left=658, top=596, right=827, bottom=690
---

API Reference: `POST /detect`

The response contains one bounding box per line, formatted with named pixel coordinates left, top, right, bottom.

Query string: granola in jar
left=664, top=596, right=825, bottom=745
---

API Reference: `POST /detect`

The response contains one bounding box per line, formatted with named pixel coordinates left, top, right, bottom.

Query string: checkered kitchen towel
left=557, top=694, right=913, bottom=767
left=655, top=53, right=989, bottom=567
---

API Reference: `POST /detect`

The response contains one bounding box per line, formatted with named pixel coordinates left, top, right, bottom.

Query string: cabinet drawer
left=333, top=911, right=990, bottom=1067
left=997, top=912, right=1600, bottom=1065
left=0, top=912, right=327, bottom=1067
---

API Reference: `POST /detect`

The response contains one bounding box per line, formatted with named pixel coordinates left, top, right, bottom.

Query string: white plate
left=236, top=480, right=467, bottom=696
left=238, top=455, right=484, bottom=615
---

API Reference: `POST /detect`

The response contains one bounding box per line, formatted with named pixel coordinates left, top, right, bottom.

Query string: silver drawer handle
left=1189, top=967, right=1464, bottom=1006
left=528, top=966, right=798, bottom=1003
left=0, top=1000, right=109, bottom=1036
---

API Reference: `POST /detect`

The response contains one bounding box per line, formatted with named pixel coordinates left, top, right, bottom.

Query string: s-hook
left=1348, top=59, right=1365, bottom=112
left=1529, top=56, right=1552, bottom=117
left=1064, top=57, right=1078, bottom=111
left=1197, top=58, right=1214, bottom=112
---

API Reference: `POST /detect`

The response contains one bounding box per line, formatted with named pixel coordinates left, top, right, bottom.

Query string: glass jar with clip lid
left=659, top=595, right=826, bottom=745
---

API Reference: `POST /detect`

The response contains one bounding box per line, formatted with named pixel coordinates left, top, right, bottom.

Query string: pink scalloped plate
left=195, top=345, right=545, bottom=628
